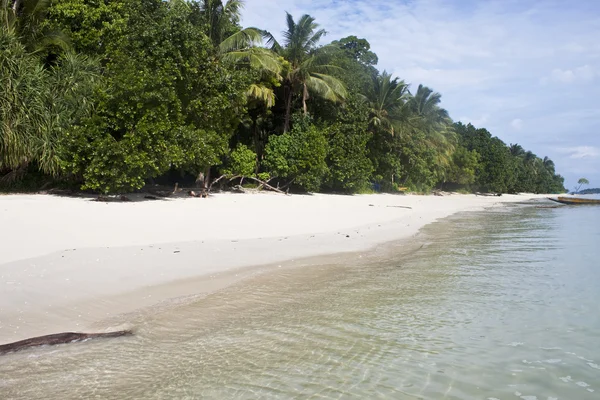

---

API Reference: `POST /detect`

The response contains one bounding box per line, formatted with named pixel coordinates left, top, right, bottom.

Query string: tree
left=263, top=115, right=328, bottom=192
left=332, top=35, right=378, bottom=67
left=404, top=84, right=456, bottom=184
left=0, top=6, right=98, bottom=184
left=575, top=178, right=589, bottom=193
left=57, top=0, right=249, bottom=193
left=364, top=71, right=409, bottom=136
left=509, top=143, right=525, bottom=157
left=264, top=13, right=346, bottom=131
left=324, top=96, right=373, bottom=192
left=2, top=0, right=69, bottom=55
left=197, top=0, right=281, bottom=76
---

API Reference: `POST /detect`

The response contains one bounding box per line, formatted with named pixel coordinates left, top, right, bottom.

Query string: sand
left=0, top=192, right=547, bottom=342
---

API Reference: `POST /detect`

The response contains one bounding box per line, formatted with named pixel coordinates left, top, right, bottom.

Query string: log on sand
left=0, top=330, right=133, bottom=356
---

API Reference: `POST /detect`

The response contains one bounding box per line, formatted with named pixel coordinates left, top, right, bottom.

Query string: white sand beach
left=0, top=192, right=547, bottom=342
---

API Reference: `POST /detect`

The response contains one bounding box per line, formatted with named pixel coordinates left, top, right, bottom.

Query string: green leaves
left=264, top=116, right=328, bottom=192
left=53, top=0, right=249, bottom=193
left=0, top=25, right=98, bottom=182
left=222, top=144, right=256, bottom=177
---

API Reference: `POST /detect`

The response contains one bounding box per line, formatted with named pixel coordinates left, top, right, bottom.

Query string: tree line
left=0, top=0, right=566, bottom=194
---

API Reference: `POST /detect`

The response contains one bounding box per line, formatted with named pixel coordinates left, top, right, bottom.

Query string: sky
left=242, top=0, right=600, bottom=189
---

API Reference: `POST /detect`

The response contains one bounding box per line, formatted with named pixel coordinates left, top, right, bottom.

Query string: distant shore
left=0, top=192, right=548, bottom=342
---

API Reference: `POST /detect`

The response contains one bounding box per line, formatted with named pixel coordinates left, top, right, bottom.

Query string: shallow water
left=1, top=204, right=599, bottom=399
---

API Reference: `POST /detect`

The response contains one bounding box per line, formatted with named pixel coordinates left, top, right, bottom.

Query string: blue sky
left=243, top=0, right=600, bottom=189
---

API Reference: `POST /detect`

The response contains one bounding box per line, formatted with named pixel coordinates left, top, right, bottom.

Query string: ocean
left=1, top=202, right=599, bottom=399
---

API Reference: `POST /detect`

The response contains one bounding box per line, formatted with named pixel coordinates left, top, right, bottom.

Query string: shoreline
left=0, top=192, right=548, bottom=342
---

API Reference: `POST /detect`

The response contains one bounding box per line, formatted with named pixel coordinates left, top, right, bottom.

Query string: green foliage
left=54, top=0, right=248, bottom=193
left=3, top=2, right=567, bottom=194
left=332, top=35, right=378, bottom=67
left=575, top=177, right=589, bottom=193
left=446, top=147, right=480, bottom=186
left=265, top=13, right=347, bottom=131
left=43, top=0, right=125, bottom=56
left=325, top=97, right=373, bottom=192
left=264, top=116, right=328, bottom=192
left=455, top=123, right=565, bottom=194
left=222, top=144, right=256, bottom=176
left=0, top=23, right=98, bottom=182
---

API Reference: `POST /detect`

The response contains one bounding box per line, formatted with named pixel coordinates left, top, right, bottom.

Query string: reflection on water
left=1, top=205, right=599, bottom=399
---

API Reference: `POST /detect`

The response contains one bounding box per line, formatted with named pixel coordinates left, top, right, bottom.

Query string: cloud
left=459, top=114, right=490, bottom=127
left=547, top=65, right=597, bottom=84
left=557, top=146, right=600, bottom=159
left=511, top=118, right=523, bottom=130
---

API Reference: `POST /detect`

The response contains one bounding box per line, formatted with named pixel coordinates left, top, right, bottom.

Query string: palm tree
left=405, top=84, right=456, bottom=180
left=197, top=0, right=281, bottom=75
left=407, top=84, right=451, bottom=129
left=1, top=0, right=69, bottom=54
left=264, top=13, right=347, bottom=131
left=509, top=143, right=525, bottom=157
left=196, top=0, right=283, bottom=182
left=542, top=156, right=555, bottom=172
left=364, top=71, right=409, bottom=136
left=575, top=177, right=589, bottom=193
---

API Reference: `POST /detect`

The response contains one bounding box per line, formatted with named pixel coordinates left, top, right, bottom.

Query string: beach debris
left=0, top=330, right=133, bottom=356
left=475, top=192, right=502, bottom=197
left=208, top=175, right=288, bottom=195
left=188, top=190, right=208, bottom=198
left=386, top=205, right=412, bottom=209
left=95, top=195, right=131, bottom=202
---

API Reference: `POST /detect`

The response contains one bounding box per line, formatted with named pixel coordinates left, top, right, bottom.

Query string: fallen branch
left=242, top=176, right=288, bottom=194
left=475, top=192, right=502, bottom=197
left=208, top=174, right=240, bottom=191
left=0, top=330, right=133, bottom=355
left=208, top=175, right=288, bottom=195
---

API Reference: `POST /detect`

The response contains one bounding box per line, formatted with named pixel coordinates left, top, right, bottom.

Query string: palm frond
left=246, top=83, right=276, bottom=108
left=218, top=27, right=263, bottom=53
left=307, top=73, right=347, bottom=102
left=222, top=47, right=282, bottom=75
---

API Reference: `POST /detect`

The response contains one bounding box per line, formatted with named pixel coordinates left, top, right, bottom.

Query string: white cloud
left=511, top=118, right=523, bottom=130
left=460, top=114, right=490, bottom=127
left=549, top=65, right=596, bottom=84
left=557, top=146, right=600, bottom=159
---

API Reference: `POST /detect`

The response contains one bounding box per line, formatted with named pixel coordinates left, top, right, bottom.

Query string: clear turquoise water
left=1, top=203, right=599, bottom=399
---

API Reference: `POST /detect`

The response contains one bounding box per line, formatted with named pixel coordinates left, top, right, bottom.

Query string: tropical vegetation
left=0, top=0, right=566, bottom=194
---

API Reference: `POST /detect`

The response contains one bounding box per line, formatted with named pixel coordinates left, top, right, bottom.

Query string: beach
left=0, top=192, right=545, bottom=343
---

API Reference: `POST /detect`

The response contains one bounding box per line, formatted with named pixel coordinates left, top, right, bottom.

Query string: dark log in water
left=0, top=330, right=133, bottom=356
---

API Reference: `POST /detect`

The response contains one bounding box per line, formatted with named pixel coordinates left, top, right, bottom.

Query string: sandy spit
left=0, top=192, right=547, bottom=341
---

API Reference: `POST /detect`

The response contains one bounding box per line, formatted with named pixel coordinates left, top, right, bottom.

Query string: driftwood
left=475, top=192, right=502, bottom=197
left=96, top=195, right=131, bottom=202
left=386, top=205, right=412, bottom=210
left=188, top=190, right=208, bottom=198
left=0, top=330, right=133, bottom=356
left=208, top=175, right=288, bottom=195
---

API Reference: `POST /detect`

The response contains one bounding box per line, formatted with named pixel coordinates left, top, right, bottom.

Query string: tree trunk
left=203, top=166, right=211, bottom=189
left=284, top=84, right=292, bottom=133
left=253, top=116, right=260, bottom=176
left=302, top=83, right=309, bottom=115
